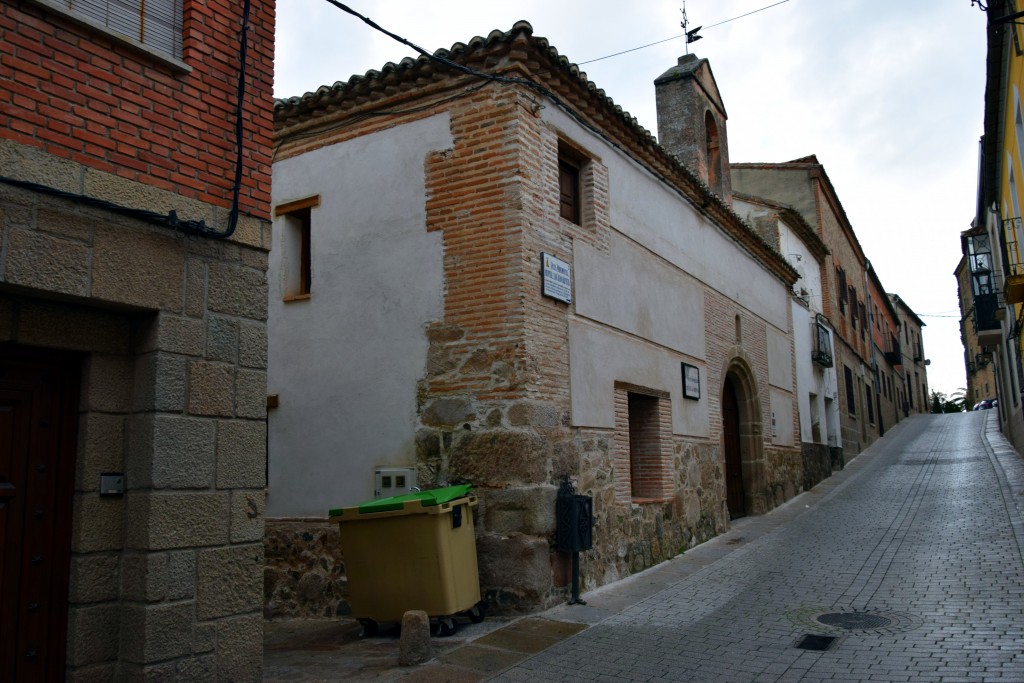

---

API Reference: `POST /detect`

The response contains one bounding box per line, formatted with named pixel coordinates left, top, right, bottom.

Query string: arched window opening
left=705, top=111, right=721, bottom=189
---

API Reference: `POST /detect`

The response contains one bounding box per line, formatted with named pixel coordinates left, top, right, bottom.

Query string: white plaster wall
left=793, top=303, right=841, bottom=445
left=777, top=223, right=823, bottom=316
left=792, top=302, right=814, bottom=442
left=569, top=319, right=709, bottom=437
left=574, top=233, right=705, bottom=357
left=770, top=387, right=795, bottom=446
left=267, top=114, right=453, bottom=516
left=541, top=107, right=790, bottom=331
left=767, top=326, right=793, bottom=391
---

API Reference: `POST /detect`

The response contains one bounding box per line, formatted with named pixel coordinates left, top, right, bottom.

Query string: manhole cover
left=815, top=612, right=892, bottom=629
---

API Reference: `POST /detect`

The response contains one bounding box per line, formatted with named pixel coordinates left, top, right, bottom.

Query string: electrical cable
left=574, top=0, right=793, bottom=66
left=0, top=0, right=251, bottom=239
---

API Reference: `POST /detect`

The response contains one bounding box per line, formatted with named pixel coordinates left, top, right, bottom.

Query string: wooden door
left=722, top=378, right=745, bottom=519
left=0, top=347, right=80, bottom=681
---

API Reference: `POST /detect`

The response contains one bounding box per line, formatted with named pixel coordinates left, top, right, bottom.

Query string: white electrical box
left=374, top=467, right=416, bottom=498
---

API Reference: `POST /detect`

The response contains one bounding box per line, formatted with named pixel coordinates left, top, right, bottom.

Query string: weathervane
left=681, top=1, right=703, bottom=55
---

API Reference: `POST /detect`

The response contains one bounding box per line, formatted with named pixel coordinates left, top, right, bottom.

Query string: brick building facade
left=890, top=293, right=930, bottom=413
left=267, top=24, right=805, bottom=617
left=1, top=0, right=274, bottom=677
left=735, top=159, right=871, bottom=456
left=731, top=158, right=928, bottom=456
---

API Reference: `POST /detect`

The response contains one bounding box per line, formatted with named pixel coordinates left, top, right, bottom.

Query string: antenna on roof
left=681, top=1, right=703, bottom=55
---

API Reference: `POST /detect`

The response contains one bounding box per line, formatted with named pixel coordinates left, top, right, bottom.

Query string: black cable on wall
left=0, top=0, right=252, bottom=240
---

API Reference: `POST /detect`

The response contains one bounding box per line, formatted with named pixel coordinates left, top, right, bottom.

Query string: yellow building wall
left=1000, top=9, right=1024, bottom=381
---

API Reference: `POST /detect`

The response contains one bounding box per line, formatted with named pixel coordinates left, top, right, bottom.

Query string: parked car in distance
left=973, top=399, right=995, bottom=410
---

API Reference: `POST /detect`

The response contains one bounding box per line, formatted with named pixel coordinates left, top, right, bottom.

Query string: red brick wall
left=0, top=0, right=273, bottom=217
left=612, top=386, right=674, bottom=502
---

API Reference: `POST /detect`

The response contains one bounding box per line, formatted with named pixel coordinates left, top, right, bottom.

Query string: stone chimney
left=654, top=54, right=731, bottom=202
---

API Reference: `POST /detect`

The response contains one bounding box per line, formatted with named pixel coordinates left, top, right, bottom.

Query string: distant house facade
left=731, top=158, right=927, bottom=455
left=732, top=193, right=841, bottom=488
left=889, top=293, right=930, bottom=413
left=267, top=25, right=807, bottom=616
left=1, top=1, right=273, bottom=678
left=865, top=265, right=902, bottom=432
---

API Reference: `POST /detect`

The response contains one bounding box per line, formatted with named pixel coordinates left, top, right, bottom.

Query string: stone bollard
left=398, top=610, right=432, bottom=666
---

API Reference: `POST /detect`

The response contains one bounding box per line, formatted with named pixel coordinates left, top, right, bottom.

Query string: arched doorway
left=720, top=354, right=766, bottom=519
left=722, top=375, right=745, bottom=519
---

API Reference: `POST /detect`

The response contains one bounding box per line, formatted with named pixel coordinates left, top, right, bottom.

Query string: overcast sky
left=274, top=0, right=988, bottom=398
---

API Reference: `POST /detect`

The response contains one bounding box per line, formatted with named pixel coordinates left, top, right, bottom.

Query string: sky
left=274, top=0, right=989, bottom=397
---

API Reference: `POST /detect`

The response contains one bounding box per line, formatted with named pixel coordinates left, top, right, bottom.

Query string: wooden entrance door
left=722, top=378, right=745, bottom=519
left=1, top=347, right=80, bottom=681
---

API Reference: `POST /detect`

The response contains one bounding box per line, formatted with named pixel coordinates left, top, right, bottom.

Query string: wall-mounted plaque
left=541, top=252, right=572, bottom=304
left=682, top=363, right=700, bottom=400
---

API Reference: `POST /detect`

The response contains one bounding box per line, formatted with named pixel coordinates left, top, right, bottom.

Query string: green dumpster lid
left=329, top=484, right=473, bottom=517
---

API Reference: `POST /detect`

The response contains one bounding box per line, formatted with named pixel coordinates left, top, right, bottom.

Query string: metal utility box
left=374, top=467, right=416, bottom=498
left=329, top=485, right=480, bottom=624
left=556, top=487, right=593, bottom=552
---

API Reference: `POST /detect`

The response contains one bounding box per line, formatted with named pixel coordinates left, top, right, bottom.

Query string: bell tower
left=654, top=53, right=732, bottom=202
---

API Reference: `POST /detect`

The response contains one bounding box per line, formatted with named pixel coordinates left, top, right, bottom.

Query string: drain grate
left=795, top=634, right=838, bottom=651
left=815, top=612, right=892, bottom=630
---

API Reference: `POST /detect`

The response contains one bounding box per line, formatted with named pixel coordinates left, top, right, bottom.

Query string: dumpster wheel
left=431, top=616, right=457, bottom=637
left=468, top=602, right=486, bottom=624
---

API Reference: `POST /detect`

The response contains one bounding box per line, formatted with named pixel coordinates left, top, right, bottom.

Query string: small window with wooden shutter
left=558, top=140, right=588, bottom=226
left=559, top=159, right=581, bottom=224
left=275, top=196, right=319, bottom=301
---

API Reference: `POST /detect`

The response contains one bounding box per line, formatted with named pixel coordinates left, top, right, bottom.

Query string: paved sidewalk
left=265, top=412, right=1024, bottom=682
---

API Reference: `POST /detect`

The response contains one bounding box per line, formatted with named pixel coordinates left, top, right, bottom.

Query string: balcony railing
left=1003, top=217, right=1024, bottom=303
left=812, top=349, right=833, bottom=368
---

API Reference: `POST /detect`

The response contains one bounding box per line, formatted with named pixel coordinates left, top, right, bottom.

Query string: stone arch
left=718, top=349, right=768, bottom=519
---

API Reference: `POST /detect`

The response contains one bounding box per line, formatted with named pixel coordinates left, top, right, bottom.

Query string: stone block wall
left=801, top=441, right=833, bottom=491
left=0, top=145, right=270, bottom=678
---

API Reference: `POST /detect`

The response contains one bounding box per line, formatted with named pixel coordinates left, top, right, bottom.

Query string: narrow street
left=494, top=412, right=1024, bottom=682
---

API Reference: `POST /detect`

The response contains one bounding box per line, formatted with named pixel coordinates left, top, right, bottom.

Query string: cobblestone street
left=495, top=412, right=1024, bottom=682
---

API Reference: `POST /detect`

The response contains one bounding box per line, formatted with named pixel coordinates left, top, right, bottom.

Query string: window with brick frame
left=614, top=384, right=672, bottom=503
left=37, top=0, right=184, bottom=60
left=275, top=195, right=319, bottom=301
left=628, top=392, right=665, bottom=500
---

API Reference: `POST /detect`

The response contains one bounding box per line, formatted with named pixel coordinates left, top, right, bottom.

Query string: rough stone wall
left=263, top=520, right=346, bottom=619
left=801, top=441, right=833, bottom=491
left=0, top=143, right=270, bottom=679
left=578, top=429, right=726, bottom=589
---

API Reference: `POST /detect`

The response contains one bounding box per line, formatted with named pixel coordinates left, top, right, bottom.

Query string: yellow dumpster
left=329, top=484, right=482, bottom=635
